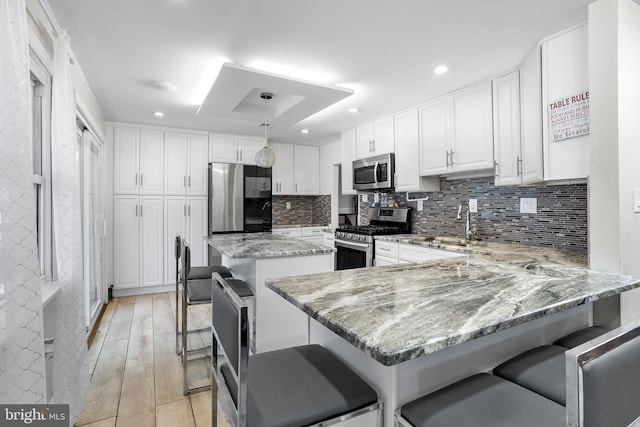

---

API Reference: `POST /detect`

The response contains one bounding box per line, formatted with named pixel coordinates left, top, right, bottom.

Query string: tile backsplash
left=273, top=195, right=331, bottom=226
left=359, top=176, right=588, bottom=252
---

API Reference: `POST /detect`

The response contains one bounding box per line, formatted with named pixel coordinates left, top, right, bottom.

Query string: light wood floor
left=76, top=292, right=231, bottom=427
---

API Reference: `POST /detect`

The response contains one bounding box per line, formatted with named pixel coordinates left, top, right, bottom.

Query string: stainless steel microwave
left=352, top=153, right=395, bottom=191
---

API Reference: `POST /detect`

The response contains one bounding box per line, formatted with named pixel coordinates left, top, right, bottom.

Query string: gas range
left=334, top=207, right=412, bottom=270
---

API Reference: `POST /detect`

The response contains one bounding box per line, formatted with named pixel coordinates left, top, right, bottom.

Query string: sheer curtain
left=50, top=30, right=90, bottom=422
left=0, top=0, right=47, bottom=403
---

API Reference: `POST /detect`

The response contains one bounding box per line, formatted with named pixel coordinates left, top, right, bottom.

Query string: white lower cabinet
left=114, top=195, right=164, bottom=289
left=272, top=227, right=302, bottom=239
left=164, top=196, right=207, bottom=285
left=301, top=226, right=325, bottom=244
left=375, top=240, right=399, bottom=266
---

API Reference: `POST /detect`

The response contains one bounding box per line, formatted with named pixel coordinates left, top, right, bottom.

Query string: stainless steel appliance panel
left=208, top=163, right=244, bottom=233
left=352, top=153, right=395, bottom=191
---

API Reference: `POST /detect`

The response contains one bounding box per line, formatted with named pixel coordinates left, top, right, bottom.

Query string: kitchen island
left=205, top=232, right=335, bottom=353
left=265, top=242, right=640, bottom=426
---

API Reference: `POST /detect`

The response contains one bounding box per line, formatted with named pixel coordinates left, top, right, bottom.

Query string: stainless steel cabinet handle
left=379, top=247, right=391, bottom=251
left=140, top=174, right=143, bottom=187
left=135, top=205, right=138, bottom=217
left=188, top=176, right=191, bottom=187
left=184, top=205, right=187, bottom=216
left=450, top=150, right=455, bottom=166
left=183, top=176, right=187, bottom=187
left=140, top=205, right=143, bottom=217
left=135, top=173, right=138, bottom=186
left=494, top=160, right=499, bottom=178
left=188, top=205, right=191, bottom=216
left=517, top=156, right=523, bottom=177
left=446, top=150, right=450, bottom=167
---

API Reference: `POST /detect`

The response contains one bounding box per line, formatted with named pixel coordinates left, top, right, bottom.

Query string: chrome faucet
left=457, top=201, right=473, bottom=241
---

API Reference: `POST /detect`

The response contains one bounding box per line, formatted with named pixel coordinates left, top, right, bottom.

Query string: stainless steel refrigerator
left=207, top=162, right=272, bottom=234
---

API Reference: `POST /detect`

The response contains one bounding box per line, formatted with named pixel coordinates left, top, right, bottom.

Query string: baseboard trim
left=112, top=284, right=175, bottom=298
left=87, top=302, right=106, bottom=349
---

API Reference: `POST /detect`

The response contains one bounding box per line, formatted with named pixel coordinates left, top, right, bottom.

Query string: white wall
left=588, top=0, right=640, bottom=322
left=319, top=139, right=341, bottom=194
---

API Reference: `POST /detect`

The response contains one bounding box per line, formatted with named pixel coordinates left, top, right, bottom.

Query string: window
left=30, top=52, right=53, bottom=280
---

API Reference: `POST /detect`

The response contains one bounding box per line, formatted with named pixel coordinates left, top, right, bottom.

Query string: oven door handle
left=335, top=239, right=370, bottom=250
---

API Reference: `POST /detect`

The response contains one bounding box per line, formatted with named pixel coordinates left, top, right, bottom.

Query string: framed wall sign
left=548, top=90, right=590, bottom=142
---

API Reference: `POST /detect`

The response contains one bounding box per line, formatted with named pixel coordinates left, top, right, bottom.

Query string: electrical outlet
left=469, top=199, right=478, bottom=213
left=373, top=193, right=379, bottom=204
left=520, top=198, right=537, bottom=214
left=417, top=200, right=424, bottom=211
left=362, top=194, right=368, bottom=203
left=286, top=201, right=291, bottom=210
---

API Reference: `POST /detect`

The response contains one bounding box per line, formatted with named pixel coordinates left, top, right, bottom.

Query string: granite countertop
left=205, top=232, right=335, bottom=259
left=266, top=244, right=639, bottom=366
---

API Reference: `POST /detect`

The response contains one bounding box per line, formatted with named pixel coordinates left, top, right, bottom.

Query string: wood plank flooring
left=76, top=292, right=231, bottom=427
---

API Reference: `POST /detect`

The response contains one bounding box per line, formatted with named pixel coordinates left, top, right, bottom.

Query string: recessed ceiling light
left=348, top=107, right=360, bottom=113
left=301, top=129, right=309, bottom=134
left=434, top=65, right=449, bottom=75
left=154, top=111, right=164, bottom=117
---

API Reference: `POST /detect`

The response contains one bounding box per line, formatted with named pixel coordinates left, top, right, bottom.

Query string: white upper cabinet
left=419, top=82, right=493, bottom=176
left=271, top=143, right=295, bottom=195
left=356, top=115, right=394, bottom=159
left=294, top=145, right=320, bottom=195
left=113, top=125, right=164, bottom=195
left=493, top=71, right=523, bottom=186
left=541, top=24, right=589, bottom=181
left=341, top=129, right=357, bottom=195
left=209, top=133, right=264, bottom=165
left=520, top=47, right=545, bottom=184
left=164, top=131, right=208, bottom=196
left=394, top=108, right=440, bottom=192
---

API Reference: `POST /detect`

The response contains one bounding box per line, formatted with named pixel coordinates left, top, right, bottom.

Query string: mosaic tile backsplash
left=273, top=195, right=331, bottom=226
left=358, top=176, right=588, bottom=252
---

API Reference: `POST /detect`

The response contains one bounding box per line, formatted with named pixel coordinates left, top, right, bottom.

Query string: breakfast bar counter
left=265, top=243, right=640, bottom=426
left=206, top=232, right=335, bottom=353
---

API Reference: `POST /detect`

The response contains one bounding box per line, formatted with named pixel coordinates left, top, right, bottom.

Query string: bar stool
left=211, top=275, right=382, bottom=426
left=175, top=234, right=232, bottom=355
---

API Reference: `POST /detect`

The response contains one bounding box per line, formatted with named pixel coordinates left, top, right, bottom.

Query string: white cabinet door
left=239, top=136, right=264, bottom=165
left=419, top=99, right=450, bottom=176
left=140, top=196, right=164, bottom=287
left=113, top=126, right=139, bottom=194
left=186, top=133, right=208, bottom=196
left=341, top=129, right=357, bottom=195
left=114, top=196, right=140, bottom=288
left=395, top=108, right=440, bottom=192
left=272, top=227, right=302, bottom=238
left=209, top=133, right=239, bottom=163
left=294, top=145, right=319, bottom=195
left=164, top=132, right=188, bottom=195
left=139, top=129, right=164, bottom=195
left=493, top=71, right=522, bottom=186
left=186, top=197, right=208, bottom=268
left=356, top=122, right=374, bottom=158
left=520, top=46, right=544, bottom=184
left=164, top=196, right=186, bottom=285
left=450, top=82, right=494, bottom=173
left=356, top=116, right=394, bottom=159
left=271, top=143, right=294, bottom=195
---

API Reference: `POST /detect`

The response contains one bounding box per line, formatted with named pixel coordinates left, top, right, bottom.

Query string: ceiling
left=47, top=0, right=595, bottom=145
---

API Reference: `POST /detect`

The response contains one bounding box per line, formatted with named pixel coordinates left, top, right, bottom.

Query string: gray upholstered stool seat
left=245, top=344, right=378, bottom=427
left=186, top=278, right=253, bottom=303
left=493, top=344, right=567, bottom=405
left=180, top=264, right=232, bottom=281
left=399, top=373, right=564, bottom=427
left=553, top=325, right=612, bottom=348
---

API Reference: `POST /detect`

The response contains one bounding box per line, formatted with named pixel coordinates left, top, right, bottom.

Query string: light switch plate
left=286, top=201, right=291, bottom=210
left=634, top=189, right=640, bottom=213
left=361, top=194, right=368, bottom=203
left=520, top=198, right=537, bottom=214
left=417, top=200, right=424, bottom=211
left=469, top=199, right=478, bottom=213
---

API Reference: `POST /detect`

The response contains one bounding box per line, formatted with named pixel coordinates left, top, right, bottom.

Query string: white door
left=164, top=196, right=186, bottom=285
left=113, top=126, right=139, bottom=194
left=419, top=99, right=450, bottom=175
left=238, top=136, right=264, bottom=164
left=186, top=133, right=208, bottom=196
left=493, top=71, right=522, bottom=186
left=114, top=195, right=140, bottom=289
left=294, top=145, right=319, bottom=195
left=139, top=129, right=164, bottom=195
left=186, top=197, right=208, bottom=267
left=140, top=196, right=164, bottom=287
left=164, top=132, right=188, bottom=195
left=450, top=82, right=494, bottom=172
left=82, top=129, right=105, bottom=328
left=210, top=133, right=239, bottom=163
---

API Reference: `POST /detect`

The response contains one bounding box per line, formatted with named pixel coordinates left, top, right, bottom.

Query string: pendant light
left=255, top=91, right=276, bottom=168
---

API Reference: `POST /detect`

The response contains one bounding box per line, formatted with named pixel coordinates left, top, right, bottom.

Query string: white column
left=588, top=0, right=640, bottom=322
